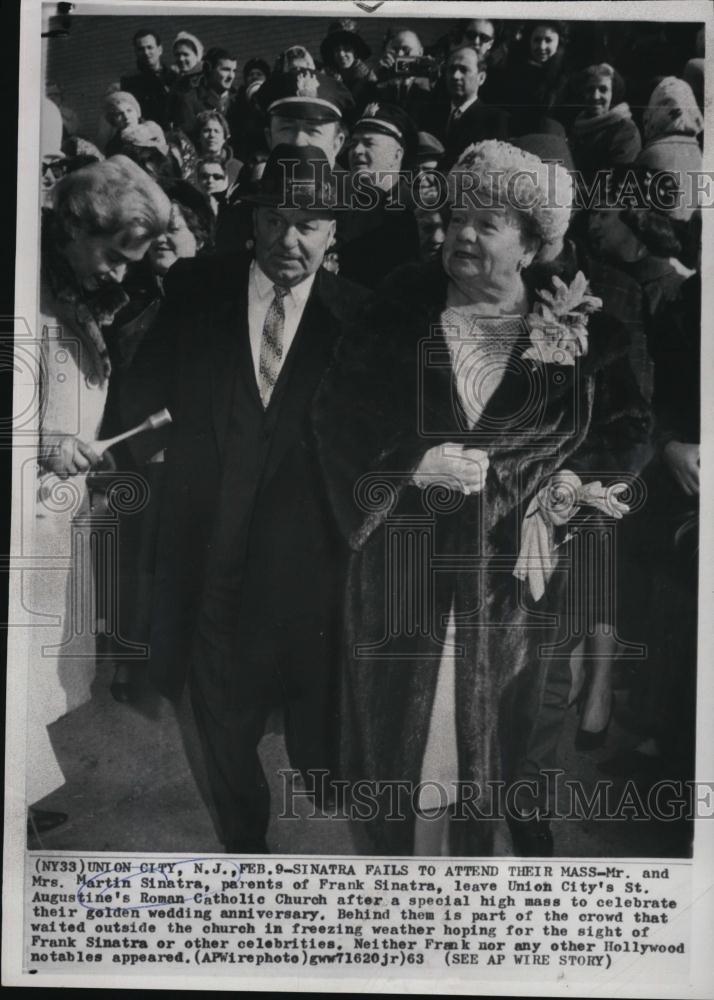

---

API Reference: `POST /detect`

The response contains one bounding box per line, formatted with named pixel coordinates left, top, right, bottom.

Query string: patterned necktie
left=258, top=284, right=289, bottom=407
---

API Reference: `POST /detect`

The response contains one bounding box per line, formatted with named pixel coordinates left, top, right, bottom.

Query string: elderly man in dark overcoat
left=128, top=145, right=370, bottom=853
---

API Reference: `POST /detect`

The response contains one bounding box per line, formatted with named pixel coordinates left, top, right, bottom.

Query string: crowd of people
left=31, top=16, right=704, bottom=856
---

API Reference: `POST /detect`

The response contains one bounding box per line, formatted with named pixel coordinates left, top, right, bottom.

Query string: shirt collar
left=452, top=93, right=480, bottom=115
left=252, top=259, right=317, bottom=305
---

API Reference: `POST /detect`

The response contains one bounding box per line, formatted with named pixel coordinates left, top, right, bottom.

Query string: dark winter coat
left=491, top=50, right=570, bottom=135
left=120, top=64, right=178, bottom=130
left=128, top=253, right=372, bottom=709
left=419, top=97, right=510, bottom=167
left=313, top=256, right=650, bottom=852
left=335, top=182, right=420, bottom=289
left=570, top=104, right=642, bottom=178
left=170, top=79, right=239, bottom=142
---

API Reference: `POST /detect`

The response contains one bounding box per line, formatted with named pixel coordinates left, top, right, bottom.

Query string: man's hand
left=663, top=441, right=700, bottom=496
left=44, top=436, right=101, bottom=478
left=378, top=50, right=397, bottom=71
left=413, top=444, right=489, bottom=495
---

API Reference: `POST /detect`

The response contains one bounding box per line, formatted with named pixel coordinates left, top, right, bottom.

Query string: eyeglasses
left=42, top=159, right=66, bottom=178
left=200, top=172, right=226, bottom=181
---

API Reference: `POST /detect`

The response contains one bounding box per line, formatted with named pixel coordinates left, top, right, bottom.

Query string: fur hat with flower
left=448, top=139, right=574, bottom=262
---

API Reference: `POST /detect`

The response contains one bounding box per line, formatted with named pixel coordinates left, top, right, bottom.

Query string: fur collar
left=375, top=251, right=630, bottom=376
left=572, top=102, right=633, bottom=136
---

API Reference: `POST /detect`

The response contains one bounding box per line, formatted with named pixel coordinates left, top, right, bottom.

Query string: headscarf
left=643, top=76, right=704, bottom=144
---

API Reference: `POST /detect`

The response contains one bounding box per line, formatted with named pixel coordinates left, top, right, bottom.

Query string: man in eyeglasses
left=450, top=18, right=497, bottom=59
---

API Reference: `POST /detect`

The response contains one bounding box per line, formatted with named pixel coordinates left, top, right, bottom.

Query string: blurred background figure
left=373, top=26, right=435, bottom=118
left=172, top=30, right=204, bottom=79
left=232, top=58, right=271, bottom=161
left=120, top=28, right=176, bottom=130
left=413, top=199, right=446, bottom=261
left=569, top=64, right=641, bottom=178
left=195, top=109, right=243, bottom=188
left=421, top=44, right=509, bottom=166
left=100, top=179, right=215, bottom=703
left=497, top=22, right=571, bottom=134
left=274, top=45, right=316, bottom=74
left=637, top=77, right=704, bottom=223
left=172, top=46, right=239, bottom=139
left=320, top=19, right=376, bottom=110
left=46, top=81, right=80, bottom=144
left=339, top=102, right=420, bottom=288
left=196, top=155, right=230, bottom=215
left=103, top=90, right=142, bottom=156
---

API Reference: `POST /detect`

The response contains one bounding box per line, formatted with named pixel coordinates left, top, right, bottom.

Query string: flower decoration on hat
left=523, top=271, right=602, bottom=367
left=363, top=102, right=380, bottom=118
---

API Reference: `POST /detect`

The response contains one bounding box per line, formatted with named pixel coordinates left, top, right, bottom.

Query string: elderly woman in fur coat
left=315, top=138, right=650, bottom=857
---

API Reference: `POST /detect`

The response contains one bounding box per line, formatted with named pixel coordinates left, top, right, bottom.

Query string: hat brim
left=320, top=31, right=371, bottom=63
left=268, top=97, right=342, bottom=123
left=240, top=190, right=347, bottom=212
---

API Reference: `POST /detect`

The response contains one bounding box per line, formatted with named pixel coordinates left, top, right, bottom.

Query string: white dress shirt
left=247, top=260, right=316, bottom=386
left=449, top=92, right=480, bottom=125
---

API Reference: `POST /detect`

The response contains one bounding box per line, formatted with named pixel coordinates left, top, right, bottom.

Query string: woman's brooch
left=522, top=270, right=603, bottom=367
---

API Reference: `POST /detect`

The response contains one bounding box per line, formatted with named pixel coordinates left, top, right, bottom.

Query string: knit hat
left=449, top=140, right=573, bottom=262
left=173, top=30, right=204, bottom=62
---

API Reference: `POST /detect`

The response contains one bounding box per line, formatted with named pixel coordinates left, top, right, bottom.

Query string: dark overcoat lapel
left=209, top=263, right=256, bottom=457
left=262, top=277, right=336, bottom=489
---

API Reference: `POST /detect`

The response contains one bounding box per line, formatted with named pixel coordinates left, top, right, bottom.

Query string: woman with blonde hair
left=28, top=157, right=170, bottom=835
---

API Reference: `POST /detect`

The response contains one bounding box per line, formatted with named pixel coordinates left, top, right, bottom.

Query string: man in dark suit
left=120, top=28, right=177, bottom=130
left=422, top=44, right=509, bottom=166
left=134, top=145, right=370, bottom=853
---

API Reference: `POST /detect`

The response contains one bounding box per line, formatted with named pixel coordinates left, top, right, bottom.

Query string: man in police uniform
left=259, top=67, right=354, bottom=166
left=337, top=101, right=421, bottom=289
left=217, top=68, right=354, bottom=255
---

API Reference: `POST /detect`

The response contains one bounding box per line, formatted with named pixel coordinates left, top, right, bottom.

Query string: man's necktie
left=448, top=106, right=462, bottom=131
left=258, top=284, right=289, bottom=407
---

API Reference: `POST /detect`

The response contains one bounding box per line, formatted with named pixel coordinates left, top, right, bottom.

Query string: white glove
left=412, top=444, right=489, bottom=495
left=514, top=471, right=630, bottom=601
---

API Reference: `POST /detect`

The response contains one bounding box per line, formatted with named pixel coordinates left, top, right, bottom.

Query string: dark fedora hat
left=320, top=19, right=371, bottom=65
left=239, top=143, right=345, bottom=211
